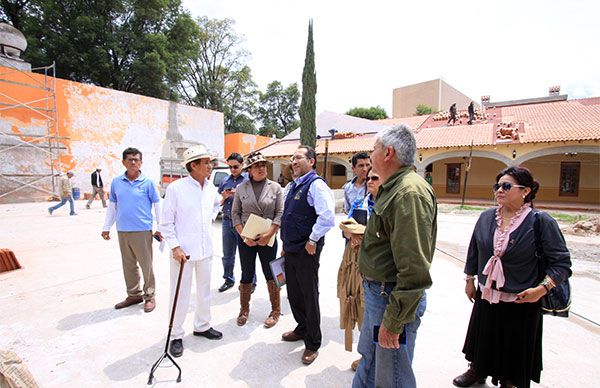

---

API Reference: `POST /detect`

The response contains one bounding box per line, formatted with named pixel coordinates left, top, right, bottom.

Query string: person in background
left=101, top=147, right=161, bottom=313
left=338, top=168, right=382, bottom=372
left=280, top=145, right=336, bottom=365
left=48, top=171, right=77, bottom=216
left=343, top=152, right=371, bottom=213
left=160, top=145, right=223, bottom=358
left=353, top=124, right=437, bottom=388
left=86, top=168, right=107, bottom=209
left=231, top=152, right=284, bottom=328
left=448, top=102, right=457, bottom=125
left=467, top=101, right=476, bottom=125
left=452, top=166, right=571, bottom=388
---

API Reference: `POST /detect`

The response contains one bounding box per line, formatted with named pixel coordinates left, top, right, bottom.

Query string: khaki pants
left=86, top=185, right=106, bottom=207
left=117, top=231, right=155, bottom=300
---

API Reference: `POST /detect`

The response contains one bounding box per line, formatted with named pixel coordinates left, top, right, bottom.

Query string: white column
left=271, top=161, right=282, bottom=181
left=415, top=163, right=425, bottom=177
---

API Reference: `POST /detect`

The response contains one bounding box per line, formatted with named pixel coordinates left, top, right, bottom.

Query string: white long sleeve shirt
left=159, top=176, right=221, bottom=261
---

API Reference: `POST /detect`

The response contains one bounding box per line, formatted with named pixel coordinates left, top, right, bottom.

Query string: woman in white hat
left=231, top=151, right=284, bottom=327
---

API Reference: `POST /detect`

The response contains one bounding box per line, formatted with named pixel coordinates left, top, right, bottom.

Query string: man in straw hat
left=159, top=144, right=223, bottom=358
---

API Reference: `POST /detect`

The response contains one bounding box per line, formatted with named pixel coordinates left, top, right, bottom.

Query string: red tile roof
left=415, top=124, right=494, bottom=149
left=502, top=98, right=600, bottom=143
left=258, top=98, right=600, bottom=156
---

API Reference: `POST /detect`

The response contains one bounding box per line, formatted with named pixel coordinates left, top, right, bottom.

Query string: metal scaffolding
left=0, top=59, right=66, bottom=201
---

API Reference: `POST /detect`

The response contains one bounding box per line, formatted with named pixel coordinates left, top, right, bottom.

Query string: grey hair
left=375, top=124, right=416, bottom=166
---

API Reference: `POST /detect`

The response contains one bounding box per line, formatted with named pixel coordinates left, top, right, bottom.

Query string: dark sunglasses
left=366, top=176, right=379, bottom=182
left=229, top=165, right=241, bottom=170
left=493, top=182, right=526, bottom=192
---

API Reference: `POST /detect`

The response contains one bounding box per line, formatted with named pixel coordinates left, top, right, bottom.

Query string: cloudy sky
left=182, top=0, right=600, bottom=117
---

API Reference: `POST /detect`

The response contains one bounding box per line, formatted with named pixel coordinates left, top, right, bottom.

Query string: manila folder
left=240, top=213, right=276, bottom=247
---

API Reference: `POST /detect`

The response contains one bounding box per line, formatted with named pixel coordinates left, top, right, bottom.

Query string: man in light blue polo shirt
left=102, top=147, right=162, bottom=313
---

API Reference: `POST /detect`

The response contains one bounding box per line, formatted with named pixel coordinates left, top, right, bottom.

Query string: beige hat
left=339, top=218, right=366, bottom=235
left=243, top=151, right=268, bottom=170
left=181, top=144, right=212, bottom=167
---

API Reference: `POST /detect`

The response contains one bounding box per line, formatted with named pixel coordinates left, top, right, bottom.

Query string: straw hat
left=181, top=144, right=212, bottom=167
left=339, top=218, right=366, bottom=235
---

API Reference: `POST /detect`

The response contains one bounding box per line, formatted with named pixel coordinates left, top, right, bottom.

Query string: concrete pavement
left=0, top=202, right=598, bottom=387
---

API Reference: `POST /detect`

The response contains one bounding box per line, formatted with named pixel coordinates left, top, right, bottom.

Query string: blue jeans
left=352, top=281, right=427, bottom=388
left=221, top=218, right=238, bottom=284
left=49, top=195, right=75, bottom=215
left=221, top=218, right=256, bottom=285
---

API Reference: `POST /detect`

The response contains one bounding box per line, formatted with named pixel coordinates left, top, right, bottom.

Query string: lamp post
left=322, top=128, right=338, bottom=181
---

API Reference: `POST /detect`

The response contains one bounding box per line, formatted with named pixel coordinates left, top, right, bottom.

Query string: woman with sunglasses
left=338, top=168, right=382, bottom=371
left=231, top=152, right=284, bottom=328
left=453, top=166, right=571, bottom=388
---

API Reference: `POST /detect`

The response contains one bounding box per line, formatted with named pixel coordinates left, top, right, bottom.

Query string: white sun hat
left=181, top=144, right=212, bottom=167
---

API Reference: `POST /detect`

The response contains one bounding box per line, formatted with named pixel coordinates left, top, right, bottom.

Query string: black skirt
left=462, top=290, right=543, bottom=388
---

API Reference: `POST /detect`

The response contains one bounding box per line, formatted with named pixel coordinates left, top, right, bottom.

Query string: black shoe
left=218, top=281, right=234, bottom=292
left=193, top=327, right=223, bottom=340
left=453, top=365, right=486, bottom=387
left=169, top=339, right=183, bottom=357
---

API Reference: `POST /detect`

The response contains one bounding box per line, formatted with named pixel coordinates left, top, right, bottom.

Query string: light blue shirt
left=343, top=177, right=367, bottom=213
left=109, top=172, right=160, bottom=231
left=293, top=171, right=336, bottom=242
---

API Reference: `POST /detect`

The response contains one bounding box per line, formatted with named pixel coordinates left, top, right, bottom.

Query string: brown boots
left=264, top=279, right=281, bottom=328
left=237, top=280, right=281, bottom=327
left=237, top=283, right=252, bottom=326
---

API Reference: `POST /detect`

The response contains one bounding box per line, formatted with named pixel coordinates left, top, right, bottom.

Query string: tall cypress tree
left=299, top=20, right=317, bottom=148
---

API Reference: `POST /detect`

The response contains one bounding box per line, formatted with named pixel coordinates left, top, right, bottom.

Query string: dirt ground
left=437, top=204, right=600, bottom=279
left=1, top=202, right=598, bottom=387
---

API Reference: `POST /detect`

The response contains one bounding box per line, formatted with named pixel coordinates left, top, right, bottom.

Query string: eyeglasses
left=251, top=163, right=267, bottom=169
left=366, top=176, right=379, bottom=182
left=125, top=158, right=141, bottom=163
left=289, top=155, right=307, bottom=162
left=493, top=182, right=526, bottom=192
left=229, top=165, right=241, bottom=170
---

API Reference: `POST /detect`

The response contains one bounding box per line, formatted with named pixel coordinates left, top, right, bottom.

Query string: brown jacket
left=231, top=179, right=284, bottom=227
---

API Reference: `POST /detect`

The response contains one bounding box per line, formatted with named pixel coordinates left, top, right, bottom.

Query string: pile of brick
left=0, top=249, right=21, bottom=273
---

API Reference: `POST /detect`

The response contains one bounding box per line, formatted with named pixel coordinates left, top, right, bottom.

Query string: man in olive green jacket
left=352, top=124, right=437, bottom=388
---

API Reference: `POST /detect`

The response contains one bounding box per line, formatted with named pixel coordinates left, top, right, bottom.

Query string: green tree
left=0, top=0, right=29, bottom=29
left=12, top=0, right=199, bottom=100
left=299, top=19, right=316, bottom=148
left=346, top=106, right=388, bottom=120
left=178, top=17, right=257, bottom=133
left=257, top=81, right=300, bottom=138
left=415, top=104, right=437, bottom=115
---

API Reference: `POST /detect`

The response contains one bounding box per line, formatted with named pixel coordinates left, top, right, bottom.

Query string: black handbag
left=533, top=211, right=571, bottom=317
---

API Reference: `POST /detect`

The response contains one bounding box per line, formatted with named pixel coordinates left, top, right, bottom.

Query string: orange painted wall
left=0, top=65, right=224, bottom=202
left=224, top=133, right=274, bottom=158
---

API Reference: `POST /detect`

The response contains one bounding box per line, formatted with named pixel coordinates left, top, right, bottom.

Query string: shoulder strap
left=533, top=211, right=542, bottom=255
left=533, top=210, right=547, bottom=281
